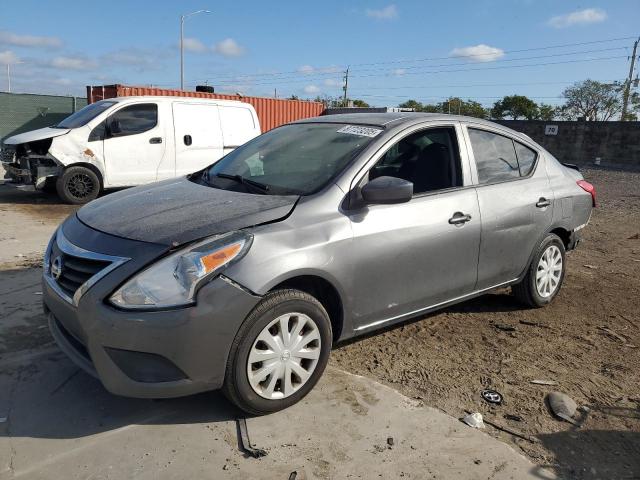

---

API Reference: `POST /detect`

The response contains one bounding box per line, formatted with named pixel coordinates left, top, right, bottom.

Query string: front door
left=463, top=125, right=554, bottom=289
left=103, top=102, right=166, bottom=186
left=348, top=125, right=481, bottom=331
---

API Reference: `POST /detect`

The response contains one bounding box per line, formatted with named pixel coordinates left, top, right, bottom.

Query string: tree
left=398, top=100, right=424, bottom=111
left=559, top=80, right=625, bottom=121
left=491, top=95, right=539, bottom=120
left=352, top=99, right=370, bottom=108
left=537, top=103, right=558, bottom=121
left=440, top=97, right=487, bottom=118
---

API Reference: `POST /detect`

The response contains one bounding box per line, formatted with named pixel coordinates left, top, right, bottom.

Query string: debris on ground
left=461, top=412, right=485, bottom=429
left=503, top=414, right=523, bottom=422
left=236, top=417, right=268, bottom=458
left=387, top=436, right=394, bottom=447
left=547, top=392, right=578, bottom=425
left=597, top=326, right=627, bottom=343
left=481, top=389, right=503, bottom=405
left=583, top=264, right=598, bottom=269
left=493, top=323, right=516, bottom=332
left=519, top=320, right=549, bottom=328
left=530, top=379, right=558, bottom=386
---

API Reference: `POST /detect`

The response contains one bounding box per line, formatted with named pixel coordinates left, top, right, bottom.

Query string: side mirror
left=361, top=176, right=413, bottom=205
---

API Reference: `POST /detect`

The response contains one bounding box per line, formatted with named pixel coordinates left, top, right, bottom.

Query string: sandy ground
left=0, top=169, right=638, bottom=479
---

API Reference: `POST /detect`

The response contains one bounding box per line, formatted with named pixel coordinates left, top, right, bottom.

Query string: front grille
left=54, top=251, right=111, bottom=298
left=1, top=145, right=16, bottom=163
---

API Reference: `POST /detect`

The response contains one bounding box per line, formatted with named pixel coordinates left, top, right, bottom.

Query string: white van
left=1, top=96, right=261, bottom=203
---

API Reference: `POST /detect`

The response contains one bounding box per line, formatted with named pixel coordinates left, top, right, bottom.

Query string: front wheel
left=223, top=289, right=332, bottom=415
left=513, top=233, right=566, bottom=308
left=56, top=166, right=101, bottom=204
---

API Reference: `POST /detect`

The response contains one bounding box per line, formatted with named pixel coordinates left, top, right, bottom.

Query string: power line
left=351, top=79, right=622, bottom=91
left=200, top=35, right=637, bottom=82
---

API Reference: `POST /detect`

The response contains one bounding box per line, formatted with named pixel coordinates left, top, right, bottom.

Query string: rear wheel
left=513, top=233, right=566, bottom=308
left=223, top=289, right=332, bottom=415
left=56, top=166, right=101, bottom=204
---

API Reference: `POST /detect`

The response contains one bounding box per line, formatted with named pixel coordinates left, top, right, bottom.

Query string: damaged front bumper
left=2, top=146, right=61, bottom=188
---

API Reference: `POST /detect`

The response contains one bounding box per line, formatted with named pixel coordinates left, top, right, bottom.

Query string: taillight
left=577, top=180, right=596, bottom=207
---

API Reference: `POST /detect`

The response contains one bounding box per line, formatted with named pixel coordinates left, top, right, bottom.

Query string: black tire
left=513, top=233, right=566, bottom=308
left=41, top=177, right=57, bottom=194
left=56, top=166, right=101, bottom=204
left=223, top=289, right=333, bottom=415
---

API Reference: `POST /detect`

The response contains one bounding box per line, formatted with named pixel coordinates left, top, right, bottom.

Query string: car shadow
left=0, top=352, right=241, bottom=441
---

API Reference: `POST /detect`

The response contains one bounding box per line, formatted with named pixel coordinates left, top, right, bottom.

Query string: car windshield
left=54, top=101, right=116, bottom=129
left=206, top=123, right=381, bottom=195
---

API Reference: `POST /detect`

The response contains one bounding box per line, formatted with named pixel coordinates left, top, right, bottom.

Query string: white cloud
left=450, top=44, right=505, bottom=62
left=547, top=8, right=607, bottom=28
left=366, top=4, right=398, bottom=20
left=182, top=37, right=207, bottom=53
left=0, top=30, right=62, bottom=49
left=213, top=38, right=245, bottom=57
left=49, top=55, right=96, bottom=70
left=303, top=85, right=320, bottom=94
left=298, top=65, right=315, bottom=74
left=0, top=50, right=19, bottom=64
left=393, top=68, right=406, bottom=76
left=101, top=48, right=161, bottom=71
left=323, top=78, right=342, bottom=87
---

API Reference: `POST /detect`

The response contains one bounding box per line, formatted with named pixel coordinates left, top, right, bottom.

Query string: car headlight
left=109, top=231, right=252, bottom=310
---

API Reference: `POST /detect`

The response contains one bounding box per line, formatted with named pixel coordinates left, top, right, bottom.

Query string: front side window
left=206, top=123, right=379, bottom=195
left=108, top=103, right=158, bottom=137
left=369, top=127, right=462, bottom=195
left=468, top=129, right=520, bottom=184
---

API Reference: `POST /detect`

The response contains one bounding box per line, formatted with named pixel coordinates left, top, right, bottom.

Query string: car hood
left=3, top=126, right=71, bottom=145
left=77, top=177, right=299, bottom=246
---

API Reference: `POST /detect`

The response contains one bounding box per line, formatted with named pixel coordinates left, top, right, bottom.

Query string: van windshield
left=206, top=123, right=381, bottom=195
left=54, top=101, right=116, bottom=129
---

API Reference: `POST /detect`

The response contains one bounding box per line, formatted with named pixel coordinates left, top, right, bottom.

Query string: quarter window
left=468, top=129, right=520, bottom=184
left=514, top=141, right=537, bottom=176
left=108, top=103, right=158, bottom=137
left=369, top=127, right=462, bottom=195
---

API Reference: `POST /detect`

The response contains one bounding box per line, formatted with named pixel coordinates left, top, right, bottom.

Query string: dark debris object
left=481, top=389, right=503, bottom=405
left=237, top=417, right=268, bottom=458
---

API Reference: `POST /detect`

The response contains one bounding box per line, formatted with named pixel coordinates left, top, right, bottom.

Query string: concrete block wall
left=497, top=120, right=640, bottom=170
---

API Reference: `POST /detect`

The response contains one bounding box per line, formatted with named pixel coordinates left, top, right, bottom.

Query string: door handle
left=183, top=135, right=192, bottom=146
left=149, top=137, right=163, bottom=144
left=448, top=212, right=472, bottom=225
left=536, top=197, right=551, bottom=208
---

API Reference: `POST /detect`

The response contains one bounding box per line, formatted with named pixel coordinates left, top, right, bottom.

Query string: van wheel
left=513, top=233, right=566, bottom=308
left=56, top=166, right=101, bottom=204
left=223, top=289, right=332, bottom=415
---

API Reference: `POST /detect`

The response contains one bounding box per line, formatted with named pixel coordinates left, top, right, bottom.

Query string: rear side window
left=468, top=129, right=520, bottom=184
left=108, top=103, right=157, bottom=137
left=514, top=141, right=537, bottom=176
left=219, top=106, right=256, bottom=147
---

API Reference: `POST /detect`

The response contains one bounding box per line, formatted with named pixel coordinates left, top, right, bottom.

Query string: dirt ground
left=0, top=168, right=639, bottom=479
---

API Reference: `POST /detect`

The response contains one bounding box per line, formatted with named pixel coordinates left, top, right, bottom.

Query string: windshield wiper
left=215, top=173, right=270, bottom=193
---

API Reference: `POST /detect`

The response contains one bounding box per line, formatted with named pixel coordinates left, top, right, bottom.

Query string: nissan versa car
left=43, top=113, right=595, bottom=414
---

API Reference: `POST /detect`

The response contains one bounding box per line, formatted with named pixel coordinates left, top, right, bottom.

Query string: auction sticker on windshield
left=337, top=125, right=383, bottom=137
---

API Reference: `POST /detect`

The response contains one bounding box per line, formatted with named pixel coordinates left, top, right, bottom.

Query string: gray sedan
left=43, top=113, right=595, bottom=414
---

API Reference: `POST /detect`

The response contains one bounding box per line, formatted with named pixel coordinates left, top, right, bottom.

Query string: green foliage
left=352, top=99, right=370, bottom=108
left=491, top=95, right=539, bottom=120
left=559, top=80, right=627, bottom=121
left=398, top=98, right=488, bottom=119
left=537, top=104, right=558, bottom=121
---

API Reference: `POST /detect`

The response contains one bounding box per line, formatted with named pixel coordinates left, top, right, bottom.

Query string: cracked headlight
left=109, top=231, right=252, bottom=310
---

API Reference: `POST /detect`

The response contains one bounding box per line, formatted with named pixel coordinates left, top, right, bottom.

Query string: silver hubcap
left=247, top=313, right=321, bottom=400
left=536, top=245, right=563, bottom=298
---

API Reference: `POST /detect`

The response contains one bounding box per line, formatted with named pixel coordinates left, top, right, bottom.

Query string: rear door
left=102, top=102, right=166, bottom=186
left=463, top=124, right=554, bottom=289
left=172, top=102, right=224, bottom=176
left=218, top=105, right=260, bottom=155
left=348, top=123, right=482, bottom=331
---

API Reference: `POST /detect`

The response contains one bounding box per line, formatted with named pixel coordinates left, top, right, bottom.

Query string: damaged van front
left=2, top=100, right=116, bottom=202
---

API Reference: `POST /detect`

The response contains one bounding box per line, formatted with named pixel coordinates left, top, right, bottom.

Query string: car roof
left=292, top=112, right=502, bottom=129
left=103, top=96, right=250, bottom=107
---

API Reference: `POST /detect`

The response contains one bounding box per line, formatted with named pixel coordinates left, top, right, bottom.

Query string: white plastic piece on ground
left=462, top=412, right=485, bottom=429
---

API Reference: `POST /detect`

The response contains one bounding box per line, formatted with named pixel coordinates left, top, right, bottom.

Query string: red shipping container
left=86, top=85, right=325, bottom=132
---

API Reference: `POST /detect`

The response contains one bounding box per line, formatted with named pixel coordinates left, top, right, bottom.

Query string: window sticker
left=336, top=125, right=383, bottom=138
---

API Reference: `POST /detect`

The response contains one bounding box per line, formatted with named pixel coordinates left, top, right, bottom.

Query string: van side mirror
left=361, top=176, right=413, bottom=204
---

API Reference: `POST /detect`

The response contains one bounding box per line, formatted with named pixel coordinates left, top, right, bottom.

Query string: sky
left=1, top=0, right=639, bottom=107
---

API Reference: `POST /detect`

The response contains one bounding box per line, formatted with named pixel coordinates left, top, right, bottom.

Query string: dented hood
left=77, top=177, right=298, bottom=246
left=3, top=126, right=70, bottom=145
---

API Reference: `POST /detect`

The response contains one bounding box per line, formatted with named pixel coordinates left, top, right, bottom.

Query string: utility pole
left=6, top=64, right=10, bottom=93
left=621, top=36, right=639, bottom=121
left=342, top=66, right=349, bottom=107
left=180, top=9, right=211, bottom=90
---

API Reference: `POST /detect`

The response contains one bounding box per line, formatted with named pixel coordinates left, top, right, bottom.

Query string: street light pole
left=180, top=9, right=211, bottom=90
